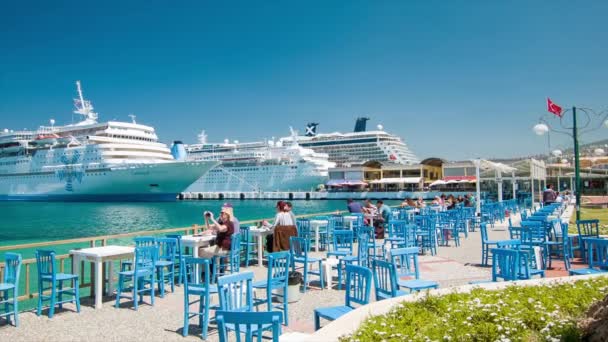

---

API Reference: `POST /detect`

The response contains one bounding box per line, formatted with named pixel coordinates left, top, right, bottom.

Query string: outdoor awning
left=369, top=177, right=421, bottom=184
left=429, top=180, right=446, bottom=187
left=326, top=179, right=367, bottom=186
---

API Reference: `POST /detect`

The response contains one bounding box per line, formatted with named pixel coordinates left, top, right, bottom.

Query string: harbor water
left=0, top=200, right=401, bottom=248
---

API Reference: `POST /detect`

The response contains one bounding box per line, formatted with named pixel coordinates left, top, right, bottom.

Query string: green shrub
left=342, top=277, right=608, bottom=341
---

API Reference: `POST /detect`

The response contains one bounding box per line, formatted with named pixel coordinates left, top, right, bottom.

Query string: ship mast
left=73, top=81, right=98, bottom=123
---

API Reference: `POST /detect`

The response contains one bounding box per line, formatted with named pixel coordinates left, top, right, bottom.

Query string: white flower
left=528, top=298, right=535, bottom=304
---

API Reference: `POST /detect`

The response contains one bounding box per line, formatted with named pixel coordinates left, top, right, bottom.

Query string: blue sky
left=1, top=1, right=607, bottom=160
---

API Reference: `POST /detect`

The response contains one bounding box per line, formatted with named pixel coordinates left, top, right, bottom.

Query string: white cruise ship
left=184, top=129, right=334, bottom=192
left=280, top=118, right=420, bottom=166
left=0, top=81, right=217, bottom=201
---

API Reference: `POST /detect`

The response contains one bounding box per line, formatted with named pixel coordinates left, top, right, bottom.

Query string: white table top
left=182, top=234, right=216, bottom=243
left=70, top=245, right=134, bottom=258
left=309, top=219, right=329, bottom=225
left=249, top=226, right=273, bottom=235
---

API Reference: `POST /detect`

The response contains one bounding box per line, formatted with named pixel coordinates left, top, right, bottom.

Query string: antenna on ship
left=289, top=126, right=299, bottom=146
left=198, top=130, right=208, bottom=144
left=128, top=114, right=137, bottom=124
left=73, top=81, right=98, bottom=123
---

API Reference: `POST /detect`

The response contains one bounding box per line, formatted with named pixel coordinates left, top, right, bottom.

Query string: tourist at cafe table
left=347, top=198, right=363, bottom=213
left=198, top=207, right=235, bottom=258
left=264, top=201, right=298, bottom=252
left=374, top=200, right=391, bottom=239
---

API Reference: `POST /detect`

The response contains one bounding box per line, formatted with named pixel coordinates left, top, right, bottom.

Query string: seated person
left=265, top=201, right=298, bottom=252
left=347, top=198, right=363, bottom=213
left=373, top=200, right=391, bottom=239
left=199, top=208, right=235, bottom=258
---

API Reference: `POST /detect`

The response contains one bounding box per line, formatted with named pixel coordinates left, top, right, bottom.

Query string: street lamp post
left=533, top=106, right=608, bottom=221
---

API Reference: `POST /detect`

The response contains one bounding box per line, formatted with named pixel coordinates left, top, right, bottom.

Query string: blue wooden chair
left=491, top=248, right=521, bottom=281
left=314, top=264, right=372, bottom=331
left=569, top=238, right=608, bottom=276
left=240, top=226, right=257, bottom=267
left=252, top=251, right=290, bottom=325
left=391, top=247, right=438, bottom=293
left=216, top=310, right=283, bottom=342
left=35, top=250, right=80, bottom=318
left=217, top=271, right=254, bottom=313
left=545, top=219, right=571, bottom=270
left=115, top=245, right=156, bottom=310
left=290, top=237, right=324, bottom=293
left=576, top=219, right=600, bottom=259
left=217, top=271, right=277, bottom=338
left=182, top=257, right=218, bottom=340
left=166, top=234, right=192, bottom=286
left=328, top=230, right=353, bottom=258
left=337, top=233, right=369, bottom=290
left=122, top=236, right=157, bottom=271
left=156, top=237, right=177, bottom=297
left=213, top=233, right=241, bottom=283
left=296, top=218, right=314, bottom=251
left=1, top=253, right=22, bottom=327
left=480, top=223, right=501, bottom=266
left=372, top=259, right=407, bottom=301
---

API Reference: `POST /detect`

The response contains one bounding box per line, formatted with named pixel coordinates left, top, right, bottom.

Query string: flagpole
left=572, top=106, right=581, bottom=221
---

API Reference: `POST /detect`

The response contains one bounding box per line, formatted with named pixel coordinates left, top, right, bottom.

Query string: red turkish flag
left=547, top=98, right=562, bottom=117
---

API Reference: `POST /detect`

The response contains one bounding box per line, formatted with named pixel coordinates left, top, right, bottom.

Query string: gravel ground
left=0, top=214, right=517, bottom=341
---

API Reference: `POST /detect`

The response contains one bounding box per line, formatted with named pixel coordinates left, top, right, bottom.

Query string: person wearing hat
left=199, top=208, right=235, bottom=258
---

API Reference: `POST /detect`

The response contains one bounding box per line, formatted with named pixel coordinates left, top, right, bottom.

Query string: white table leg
left=257, top=234, right=264, bottom=267
left=193, top=244, right=200, bottom=283
left=324, top=262, right=332, bottom=289
left=315, top=226, right=320, bottom=253
left=107, top=260, right=115, bottom=296
left=72, top=255, right=81, bottom=280
left=95, top=259, right=103, bottom=309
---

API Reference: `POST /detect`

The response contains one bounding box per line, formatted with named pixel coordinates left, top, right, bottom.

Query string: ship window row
left=109, top=135, right=155, bottom=142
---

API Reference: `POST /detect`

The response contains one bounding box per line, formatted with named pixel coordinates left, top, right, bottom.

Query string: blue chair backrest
left=216, top=310, right=283, bottom=342
left=183, top=257, right=212, bottom=294
left=480, top=223, right=490, bottom=242
left=226, top=233, right=241, bottom=273
left=586, top=238, right=608, bottom=269
left=35, top=250, right=56, bottom=280
left=135, top=245, right=157, bottom=272
left=134, top=236, right=156, bottom=247
left=357, top=233, right=370, bottom=268
left=217, top=271, right=254, bottom=312
left=165, top=234, right=183, bottom=255
left=289, top=237, right=309, bottom=260
left=239, top=226, right=252, bottom=243
left=491, top=248, right=520, bottom=281
left=520, top=221, right=546, bottom=243
left=372, top=259, right=399, bottom=300
left=3, top=252, right=22, bottom=285
left=389, top=220, right=407, bottom=239
left=296, top=218, right=311, bottom=238
left=266, top=251, right=290, bottom=285
left=157, top=237, right=177, bottom=262
left=329, top=215, right=344, bottom=230
left=390, top=247, right=420, bottom=279
left=344, top=264, right=372, bottom=308
left=577, top=219, right=600, bottom=238
left=332, top=230, right=353, bottom=253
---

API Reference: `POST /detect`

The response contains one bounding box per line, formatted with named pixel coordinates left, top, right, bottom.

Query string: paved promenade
left=0, top=211, right=573, bottom=341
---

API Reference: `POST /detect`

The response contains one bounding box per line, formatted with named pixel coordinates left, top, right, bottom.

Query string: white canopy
left=370, top=177, right=421, bottom=184
left=429, top=180, right=446, bottom=187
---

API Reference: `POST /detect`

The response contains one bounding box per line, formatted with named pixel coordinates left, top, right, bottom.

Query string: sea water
left=0, top=200, right=400, bottom=248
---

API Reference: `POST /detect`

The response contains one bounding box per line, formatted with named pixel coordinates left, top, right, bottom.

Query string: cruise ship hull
left=0, top=161, right=217, bottom=201
left=186, top=163, right=327, bottom=192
